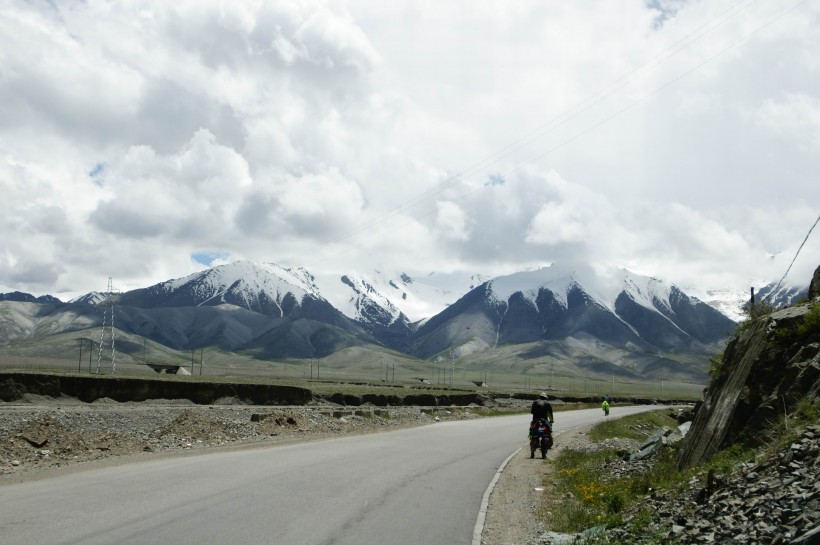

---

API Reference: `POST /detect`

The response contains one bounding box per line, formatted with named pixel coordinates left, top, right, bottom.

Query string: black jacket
left=531, top=400, right=553, bottom=421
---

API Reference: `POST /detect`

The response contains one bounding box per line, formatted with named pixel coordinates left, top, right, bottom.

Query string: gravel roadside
left=481, top=426, right=599, bottom=545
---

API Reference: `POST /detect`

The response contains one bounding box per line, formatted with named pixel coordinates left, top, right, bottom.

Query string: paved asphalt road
left=0, top=405, right=658, bottom=545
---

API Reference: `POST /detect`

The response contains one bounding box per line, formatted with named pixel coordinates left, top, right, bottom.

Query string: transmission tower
left=96, top=277, right=118, bottom=374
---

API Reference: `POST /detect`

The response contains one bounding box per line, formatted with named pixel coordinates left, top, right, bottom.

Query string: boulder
left=809, top=263, right=820, bottom=299
left=678, top=297, right=820, bottom=469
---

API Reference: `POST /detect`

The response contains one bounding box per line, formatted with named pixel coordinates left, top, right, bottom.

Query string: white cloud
left=756, top=93, right=820, bottom=150
left=435, top=201, right=470, bottom=241
left=0, top=0, right=818, bottom=303
left=526, top=202, right=594, bottom=245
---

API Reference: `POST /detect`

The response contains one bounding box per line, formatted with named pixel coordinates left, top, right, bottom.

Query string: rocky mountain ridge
left=0, top=262, right=738, bottom=381
left=20, top=261, right=820, bottom=389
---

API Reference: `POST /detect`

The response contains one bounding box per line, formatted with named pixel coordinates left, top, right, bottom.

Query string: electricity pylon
left=95, top=277, right=118, bottom=374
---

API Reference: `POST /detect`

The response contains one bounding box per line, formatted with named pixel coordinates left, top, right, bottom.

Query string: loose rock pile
left=605, top=424, right=820, bottom=544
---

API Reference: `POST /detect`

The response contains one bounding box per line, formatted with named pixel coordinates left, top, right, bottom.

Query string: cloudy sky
left=1, top=0, right=818, bottom=302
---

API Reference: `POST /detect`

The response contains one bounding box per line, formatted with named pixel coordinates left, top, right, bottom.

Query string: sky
left=1, top=0, right=819, bottom=304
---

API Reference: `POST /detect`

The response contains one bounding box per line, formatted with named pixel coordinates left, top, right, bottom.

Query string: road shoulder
left=481, top=426, right=597, bottom=545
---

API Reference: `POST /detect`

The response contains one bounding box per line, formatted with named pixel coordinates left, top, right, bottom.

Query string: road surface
left=0, top=406, right=656, bottom=545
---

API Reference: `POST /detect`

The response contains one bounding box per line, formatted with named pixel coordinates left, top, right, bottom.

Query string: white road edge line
left=472, top=445, right=523, bottom=545
left=473, top=428, right=578, bottom=545
left=472, top=409, right=665, bottom=544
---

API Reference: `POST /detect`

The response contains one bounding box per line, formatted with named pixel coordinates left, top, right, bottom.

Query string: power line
left=301, top=0, right=811, bottom=267
left=504, top=0, right=811, bottom=176
left=283, top=0, right=775, bottom=266
left=762, top=213, right=820, bottom=303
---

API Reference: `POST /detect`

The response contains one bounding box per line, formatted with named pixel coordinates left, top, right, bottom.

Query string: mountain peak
left=167, top=260, right=321, bottom=300
left=485, top=263, right=664, bottom=312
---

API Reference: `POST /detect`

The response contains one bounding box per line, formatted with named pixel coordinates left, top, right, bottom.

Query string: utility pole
left=450, top=350, right=455, bottom=387
left=78, top=339, right=83, bottom=373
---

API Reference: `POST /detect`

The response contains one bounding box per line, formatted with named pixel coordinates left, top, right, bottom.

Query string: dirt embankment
left=0, top=393, right=522, bottom=482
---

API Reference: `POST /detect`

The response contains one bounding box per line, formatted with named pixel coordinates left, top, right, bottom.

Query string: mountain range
left=0, top=261, right=756, bottom=384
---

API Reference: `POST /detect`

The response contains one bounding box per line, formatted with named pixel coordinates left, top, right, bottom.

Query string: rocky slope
left=609, top=424, right=820, bottom=544
left=510, top=420, right=820, bottom=545
left=678, top=277, right=820, bottom=469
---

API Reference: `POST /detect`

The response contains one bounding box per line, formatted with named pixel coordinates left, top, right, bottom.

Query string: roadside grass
left=586, top=410, right=678, bottom=442
left=545, top=411, right=680, bottom=532
left=542, top=410, right=757, bottom=539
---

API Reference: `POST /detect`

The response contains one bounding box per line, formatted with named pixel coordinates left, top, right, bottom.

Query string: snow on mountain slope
left=684, top=281, right=807, bottom=323
left=113, top=260, right=332, bottom=318
left=484, top=263, right=700, bottom=326
left=70, top=291, right=108, bottom=305
left=620, top=270, right=674, bottom=313
left=683, top=286, right=747, bottom=322
left=487, top=266, right=578, bottom=309
left=313, top=270, right=489, bottom=323
left=163, top=261, right=321, bottom=307
left=486, top=264, right=667, bottom=312
left=338, top=274, right=404, bottom=325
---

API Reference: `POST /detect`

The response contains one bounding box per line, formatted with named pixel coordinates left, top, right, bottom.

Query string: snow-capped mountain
left=312, top=269, right=490, bottom=325
left=70, top=291, right=108, bottom=305
left=118, top=261, right=324, bottom=316
left=0, top=260, right=762, bottom=370
left=682, top=281, right=809, bottom=323
left=405, top=263, right=736, bottom=363
left=103, top=261, right=378, bottom=356
left=754, top=282, right=808, bottom=309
